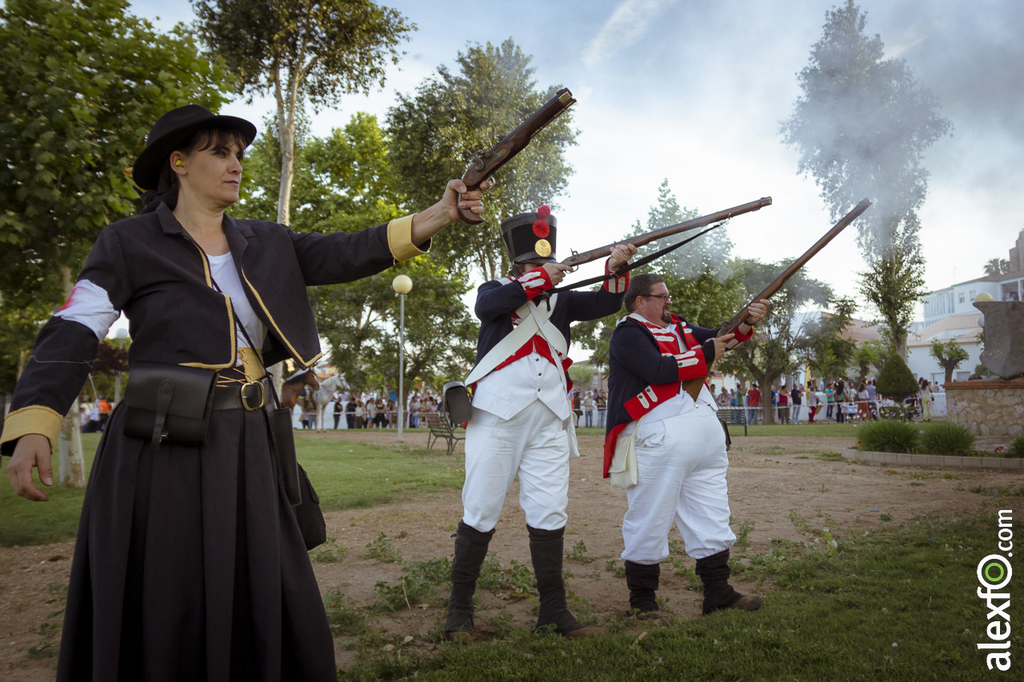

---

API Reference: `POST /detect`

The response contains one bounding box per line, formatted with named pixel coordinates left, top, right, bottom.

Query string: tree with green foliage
left=930, top=338, right=969, bottom=384
left=0, top=0, right=232, bottom=486
left=797, top=300, right=858, bottom=385
left=876, top=353, right=919, bottom=406
left=626, top=180, right=735, bottom=279
left=0, top=298, right=50, bottom=392
left=193, top=0, right=413, bottom=225
left=984, top=258, right=1010, bottom=277
left=387, top=38, right=577, bottom=280
left=781, top=0, right=950, bottom=358
left=314, top=258, right=476, bottom=394
left=716, top=259, right=840, bottom=425
left=851, top=339, right=887, bottom=385
left=858, top=232, right=926, bottom=354
left=575, top=182, right=745, bottom=368
left=233, top=113, right=475, bottom=400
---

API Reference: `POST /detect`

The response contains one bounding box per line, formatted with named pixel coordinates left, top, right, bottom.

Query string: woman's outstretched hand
left=7, top=434, right=53, bottom=501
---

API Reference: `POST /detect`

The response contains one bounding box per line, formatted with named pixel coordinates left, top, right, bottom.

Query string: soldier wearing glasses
left=603, top=273, right=769, bottom=618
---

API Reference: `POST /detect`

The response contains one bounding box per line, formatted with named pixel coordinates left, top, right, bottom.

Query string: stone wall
left=943, top=379, right=1024, bottom=438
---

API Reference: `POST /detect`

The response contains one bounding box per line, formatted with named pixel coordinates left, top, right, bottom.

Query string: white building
left=923, top=230, right=1024, bottom=326
left=906, top=313, right=983, bottom=386
left=916, top=229, right=1024, bottom=383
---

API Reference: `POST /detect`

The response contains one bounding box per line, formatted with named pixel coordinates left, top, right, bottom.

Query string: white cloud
left=583, top=0, right=680, bottom=66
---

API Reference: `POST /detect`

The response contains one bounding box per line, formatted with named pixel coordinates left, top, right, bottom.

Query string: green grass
left=340, top=514, right=1024, bottom=681
left=0, top=433, right=102, bottom=546
left=0, top=434, right=465, bottom=547
left=296, top=434, right=465, bottom=511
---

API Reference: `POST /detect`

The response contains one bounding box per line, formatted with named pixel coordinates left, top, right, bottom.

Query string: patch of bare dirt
left=3, top=428, right=1021, bottom=680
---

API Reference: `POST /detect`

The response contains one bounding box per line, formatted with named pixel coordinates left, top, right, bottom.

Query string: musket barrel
left=560, top=196, right=773, bottom=268
left=720, top=198, right=872, bottom=335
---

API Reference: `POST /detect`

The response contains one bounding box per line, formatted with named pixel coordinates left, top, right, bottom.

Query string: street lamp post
left=392, top=274, right=413, bottom=442
left=113, top=327, right=129, bottom=404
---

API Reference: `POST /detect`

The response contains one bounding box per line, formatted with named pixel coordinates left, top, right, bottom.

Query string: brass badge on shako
left=533, top=207, right=552, bottom=257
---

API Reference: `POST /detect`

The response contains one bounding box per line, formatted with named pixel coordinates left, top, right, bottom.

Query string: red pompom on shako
left=537, top=205, right=551, bottom=219
left=533, top=219, right=550, bottom=238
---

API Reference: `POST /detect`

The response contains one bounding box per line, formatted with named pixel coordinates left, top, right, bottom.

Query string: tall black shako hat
left=132, top=104, right=257, bottom=190
left=501, top=205, right=557, bottom=264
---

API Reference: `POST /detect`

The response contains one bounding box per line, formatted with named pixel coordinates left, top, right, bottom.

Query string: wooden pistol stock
left=456, top=88, right=576, bottom=224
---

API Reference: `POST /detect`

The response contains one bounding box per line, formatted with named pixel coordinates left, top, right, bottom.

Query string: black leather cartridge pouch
left=123, top=362, right=217, bottom=451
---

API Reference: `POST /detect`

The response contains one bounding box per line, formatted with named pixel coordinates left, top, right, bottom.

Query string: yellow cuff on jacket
left=1, top=406, right=63, bottom=454
left=387, top=214, right=428, bottom=261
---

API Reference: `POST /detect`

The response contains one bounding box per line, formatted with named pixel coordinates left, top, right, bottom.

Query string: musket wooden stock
left=560, top=196, right=773, bottom=268
left=682, top=198, right=872, bottom=401
left=457, top=88, right=577, bottom=224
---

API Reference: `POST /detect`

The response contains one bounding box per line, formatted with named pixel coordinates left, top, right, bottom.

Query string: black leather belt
left=212, top=380, right=266, bottom=411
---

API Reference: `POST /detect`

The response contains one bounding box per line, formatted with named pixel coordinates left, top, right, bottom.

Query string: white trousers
left=462, top=400, right=570, bottom=533
left=621, top=401, right=735, bottom=564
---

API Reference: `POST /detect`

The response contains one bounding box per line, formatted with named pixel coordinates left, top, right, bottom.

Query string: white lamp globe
left=392, top=274, right=413, bottom=294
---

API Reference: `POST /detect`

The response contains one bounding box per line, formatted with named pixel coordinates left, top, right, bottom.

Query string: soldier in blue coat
left=444, top=208, right=636, bottom=639
left=604, top=273, right=768, bottom=619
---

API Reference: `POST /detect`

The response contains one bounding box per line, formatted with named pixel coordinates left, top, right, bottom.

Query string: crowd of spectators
left=706, top=376, right=940, bottom=425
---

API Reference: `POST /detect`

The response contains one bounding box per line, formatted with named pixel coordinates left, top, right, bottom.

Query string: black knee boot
left=445, top=521, right=494, bottom=640
left=528, top=525, right=595, bottom=638
left=624, top=561, right=661, bottom=618
left=694, top=549, right=763, bottom=615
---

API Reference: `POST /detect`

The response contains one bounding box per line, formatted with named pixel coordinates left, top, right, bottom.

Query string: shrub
left=876, top=354, right=919, bottom=404
left=1009, top=437, right=1024, bottom=458
left=920, top=422, right=975, bottom=455
left=857, top=419, right=919, bottom=453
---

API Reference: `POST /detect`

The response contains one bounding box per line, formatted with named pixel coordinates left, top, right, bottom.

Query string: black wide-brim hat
left=132, top=104, right=257, bottom=190
left=501, top=210, right=558, bottom=264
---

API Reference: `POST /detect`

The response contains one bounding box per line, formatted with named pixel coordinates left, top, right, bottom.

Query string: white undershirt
left=207, top=252, right=265, bottom=353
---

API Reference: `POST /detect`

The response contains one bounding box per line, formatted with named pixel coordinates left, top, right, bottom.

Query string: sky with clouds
left=130, top=0, right=1024, bottom=322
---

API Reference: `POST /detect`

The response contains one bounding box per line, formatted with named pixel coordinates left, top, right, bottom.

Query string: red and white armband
left=603, top=259, right=630, bottom=294
left=514, top=268, right=553, bottom=301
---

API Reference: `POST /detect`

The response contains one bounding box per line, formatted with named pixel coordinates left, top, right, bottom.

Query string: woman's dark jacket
left=1, top=203, right=425, bottom=455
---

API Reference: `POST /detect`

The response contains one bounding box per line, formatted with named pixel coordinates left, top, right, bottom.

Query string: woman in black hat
left=2, top=104, right=487, bottom=681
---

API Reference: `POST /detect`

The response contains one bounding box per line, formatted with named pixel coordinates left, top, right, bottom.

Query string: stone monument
left=975, top=300, right=1024, bottom=380
left=943, top=300, right=1024, bottom=441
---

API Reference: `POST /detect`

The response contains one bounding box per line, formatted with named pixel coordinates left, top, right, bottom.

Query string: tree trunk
left=16, top=348, right=29, bottom=380
left=276, top=103, right=294, bottom=226
left=759, top=378, right=775, bottom=425
left=269, top=67, right=299, bottom=394
left=56, top=264, right=86, bottom=488
left=894, top=336, right=908, bottom=362
left=58, top=400, right=86, bottom=488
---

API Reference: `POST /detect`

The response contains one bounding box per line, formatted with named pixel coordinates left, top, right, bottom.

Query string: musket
left=560, top=197, right=773, bottom=269
left=457, top=88, right=577, bottom=224
left=682, top=197, right=873, bottom=400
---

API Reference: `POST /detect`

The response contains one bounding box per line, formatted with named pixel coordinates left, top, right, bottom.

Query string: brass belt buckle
left=240, top=380, right=265, bottom=411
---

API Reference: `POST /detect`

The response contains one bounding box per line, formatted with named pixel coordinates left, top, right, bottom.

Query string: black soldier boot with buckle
left=694, top=549, right=764, bottom=615
left=624, top=560, right=662, bottom=619
left=444, top=521, right=494, bottom=641
left=528, top=525, right=598, bottom=638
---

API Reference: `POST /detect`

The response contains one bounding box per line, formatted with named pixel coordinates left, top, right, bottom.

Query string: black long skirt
left=56, top=405, right=336, bottom=681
